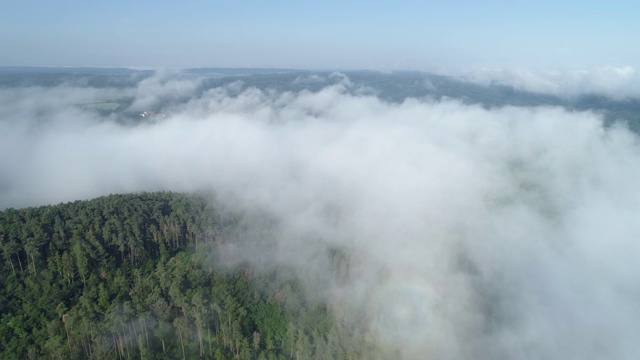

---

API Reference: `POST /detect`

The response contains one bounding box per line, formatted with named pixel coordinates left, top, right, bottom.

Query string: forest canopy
left=0, top=192, right=374, bottom=360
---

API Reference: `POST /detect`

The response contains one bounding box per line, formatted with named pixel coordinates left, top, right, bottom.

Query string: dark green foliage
left=0, top=192, right=369, bottom=359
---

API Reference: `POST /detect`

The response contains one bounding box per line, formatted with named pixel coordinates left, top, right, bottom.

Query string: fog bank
left=2, top=75, right=640, bottom=359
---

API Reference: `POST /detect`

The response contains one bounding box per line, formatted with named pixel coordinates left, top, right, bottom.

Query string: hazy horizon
left=2, top=1, right=639, bottom=70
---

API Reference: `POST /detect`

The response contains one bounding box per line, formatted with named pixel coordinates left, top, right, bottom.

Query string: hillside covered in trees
left=0, top=192, right=376, bottom=360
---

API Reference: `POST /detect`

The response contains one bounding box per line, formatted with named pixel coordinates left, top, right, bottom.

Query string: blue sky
left=0, top=1, right=637, bottom=70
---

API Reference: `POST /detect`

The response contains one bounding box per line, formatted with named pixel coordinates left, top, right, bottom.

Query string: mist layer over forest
left=2, top=68, right=640, bottom=359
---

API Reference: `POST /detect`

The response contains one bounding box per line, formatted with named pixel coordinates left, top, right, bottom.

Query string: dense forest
left=0, top=192, right=378, bottom=359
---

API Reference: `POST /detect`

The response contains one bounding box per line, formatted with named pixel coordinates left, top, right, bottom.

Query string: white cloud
left=455, top=66, right=640, bottom=100
left=129, top=69, right=202, bottom=111
left=2, top=78, right=640, bottom=359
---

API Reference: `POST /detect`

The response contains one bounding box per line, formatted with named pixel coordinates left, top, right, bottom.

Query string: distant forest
left=0, top=192, right=378, bottom=359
